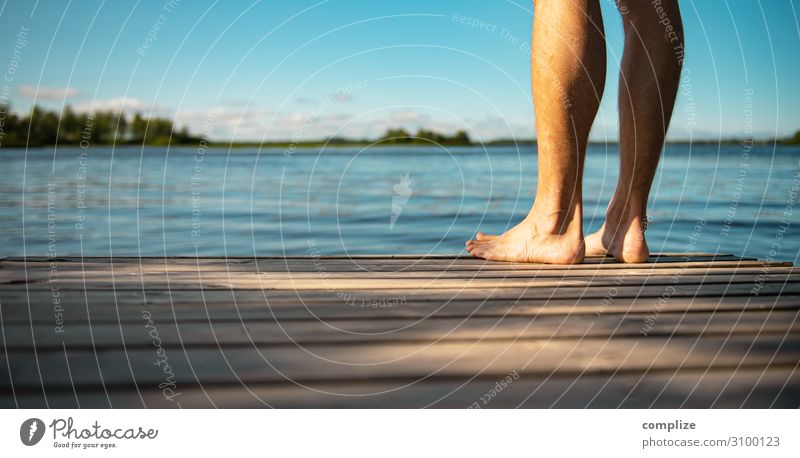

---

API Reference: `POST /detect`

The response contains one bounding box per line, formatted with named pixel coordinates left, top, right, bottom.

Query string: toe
left=468, top=240, right=494, bottom=259
left=468, top=245, right=483, bottom=258
left=476, top=232, right=497, bottom=241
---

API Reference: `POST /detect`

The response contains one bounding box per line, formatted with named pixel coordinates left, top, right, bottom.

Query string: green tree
left=130, top=113, right=147, bottom=142
left=450, top=130, right=471, bottom=145
left=113, top=111, right=128, bottom=142
left=0, top=103, right=21, bottom=147
left=90, top=111, right=114, bottom=144
left=381, top=128, right=412, bottom=143
left=415, top=128, right=444, bottom=144
left=22, top=106, right=59, bottom=145
left=147, top=118, right=174, bottom=144
left=59, top=106, right=82, bottom=143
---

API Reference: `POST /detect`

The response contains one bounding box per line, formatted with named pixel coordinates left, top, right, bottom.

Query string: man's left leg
left=585, top=0, right=683, bottom=263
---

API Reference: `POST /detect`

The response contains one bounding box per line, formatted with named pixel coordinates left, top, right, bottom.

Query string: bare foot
left=585, top=212, right=649, bottom=263
left=466, top=216, right=585, bottom=264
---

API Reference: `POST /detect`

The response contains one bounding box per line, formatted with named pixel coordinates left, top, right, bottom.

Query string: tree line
left=377, top=128, right=472, bottom=145
left=784, top=130, right=800, bottom=145
left=0, top=104, right=198, bottom=147
left=2, top=104, right=797, bottom=148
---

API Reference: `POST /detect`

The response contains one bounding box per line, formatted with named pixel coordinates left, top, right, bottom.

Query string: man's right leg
left=585, top=0, right=683, bottom=263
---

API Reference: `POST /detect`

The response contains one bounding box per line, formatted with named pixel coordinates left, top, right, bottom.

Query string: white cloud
left=18, top=85, right=79, bottom=100
left=333, top=91, right=353, bottom=102
left=170, top=106, right=534, bottom=143
left=42, top=95, right=524, bottom=142
left=72, top=97, right=169, bottom=114
left=174, top=106, right=274, bottom=140
left=468, top=115, right=531, bottom=141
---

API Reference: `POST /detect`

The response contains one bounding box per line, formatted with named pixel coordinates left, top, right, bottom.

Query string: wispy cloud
left=18, top=85, right=79, bottom=100
left=296, top=91, right=356, bottom=106
left=174, top=105, right=274, bottom=140
left=73, top=97, right=169, bottom=114
left=294, top=96, right=316, bottom=106
left=32, top=92, right=527, bottom=141
left=171, top=106, right=529, bottom=142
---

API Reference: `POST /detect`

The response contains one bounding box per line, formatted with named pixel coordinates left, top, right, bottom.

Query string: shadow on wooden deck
left=1, top=254, right=798, bottom=408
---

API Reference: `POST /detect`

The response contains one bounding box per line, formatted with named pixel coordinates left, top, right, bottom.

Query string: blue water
left=1, top=144, right=798, bottom=261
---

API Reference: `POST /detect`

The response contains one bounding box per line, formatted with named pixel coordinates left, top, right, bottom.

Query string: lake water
left=1, top=144, right=798, bottom=262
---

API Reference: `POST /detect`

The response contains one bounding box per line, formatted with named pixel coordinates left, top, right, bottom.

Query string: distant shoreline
left=2, top=139, right=798, bottom=149
left=2, top=104, right=798, bottom=149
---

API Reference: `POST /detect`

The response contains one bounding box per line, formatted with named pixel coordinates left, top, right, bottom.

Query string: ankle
left=528, top=201, right=583, bottom=237
left=606, top=194, right=647, bottom=227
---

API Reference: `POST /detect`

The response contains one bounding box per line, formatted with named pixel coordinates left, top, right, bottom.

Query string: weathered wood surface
left=1, top=254, right=798, bottom=408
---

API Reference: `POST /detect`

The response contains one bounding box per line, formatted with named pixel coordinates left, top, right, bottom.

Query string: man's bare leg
left=467, top=0, right=605, bottom=264
left=585, top=0, right=683, bottom=263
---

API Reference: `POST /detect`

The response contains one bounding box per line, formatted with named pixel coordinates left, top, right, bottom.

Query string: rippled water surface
left=1, top=144, right=798, bottom=261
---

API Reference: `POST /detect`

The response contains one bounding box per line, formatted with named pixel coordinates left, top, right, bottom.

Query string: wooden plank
left=3, top=272, right=797, bottom=290
left=2, top=334, right=798, bottom=389
left=4, top=366, right=793, bottom=408
left=3, top=311, right=798, bottom=351
left=0, top=255, right=774, bottom=271
left=0, top=254, right=775, bottom=266
left=3, top=266, right=797, bottom=284
left=2, top=289, right=798, bottom=325
left=2, top=254, right=797, bottom=409
left=3, top=253, right=746, bottom=263
left=2, top=261, right=789, bottom=274
left=2, top=258, right=787, bottom=274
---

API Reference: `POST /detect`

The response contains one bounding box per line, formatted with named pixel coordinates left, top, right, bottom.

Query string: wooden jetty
left=1, top=254, right=798, bottom=408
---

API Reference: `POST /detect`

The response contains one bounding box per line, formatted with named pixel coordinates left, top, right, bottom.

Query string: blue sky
left=1, top=0, right=798, bottom=142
